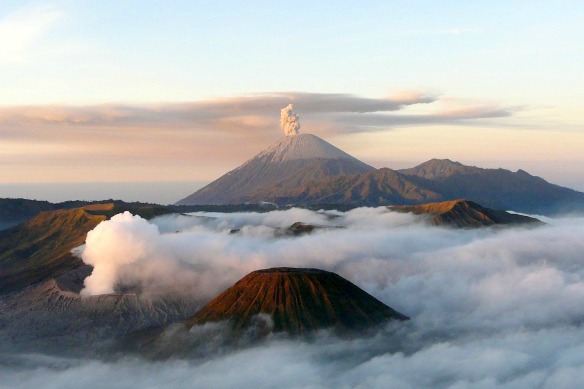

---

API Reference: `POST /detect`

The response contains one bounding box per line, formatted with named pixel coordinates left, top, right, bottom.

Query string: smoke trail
left=280, top=104, right=301, bottom=136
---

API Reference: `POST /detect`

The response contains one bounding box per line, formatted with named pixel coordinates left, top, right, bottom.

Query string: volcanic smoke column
left=280, top=104, right=301, bottom=136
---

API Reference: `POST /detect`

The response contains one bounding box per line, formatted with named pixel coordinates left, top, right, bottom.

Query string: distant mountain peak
left=399, top=158, right=478, bottom=180
left=176, top=133, right=374, bottom=205
left=516, top=169, right=532, bottom=176
left=248, top=133, right=362, bottom=164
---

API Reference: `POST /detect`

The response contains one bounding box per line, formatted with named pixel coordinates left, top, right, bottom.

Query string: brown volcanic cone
left=186, top=267, right=408, bottom=334
left=389, top=199, right=543, bottom=228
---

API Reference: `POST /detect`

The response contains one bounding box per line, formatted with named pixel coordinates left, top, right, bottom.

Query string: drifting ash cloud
left=0, top=91, right=523, bottom=183
left=0, top=91, right=437, bottom=127
left=3, top=208, right=584, bottom=388
left=0, top=91, right=513, bottom=133
left=334, top=104, right=517, bottom=131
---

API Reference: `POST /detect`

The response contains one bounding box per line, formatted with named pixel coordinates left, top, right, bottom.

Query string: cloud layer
left=0, top=92, right=511, bottom=130
left=0, top=90, right=532, bottom=184
left=0, top=91, right=434, bottom=126
left=3, top=207, right=584, bottom=388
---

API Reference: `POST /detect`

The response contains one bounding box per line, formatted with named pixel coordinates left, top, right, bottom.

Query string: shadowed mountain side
left=177, top=145, right=584, bottom=215
left=389, top=200, right=543, bottom=228
left=0, top=203, right=174, bottom=294
left=398, top=159, right=584, bottom=215
left=176, top=134, right=374, bottom=205
left=0, top=198, right=58, bottom=231
left=0, top=209, right=105, bottom=294
left=257, top=161, right=584, bottom=215
left=0, top=265, right=200, bottom=354
left=180, top=159, right=374, bottom=205
left=186, top=268, right=408, bottom=334
left=399, top=158, right=481, bottom=179
left=0, top=198, right=175, bottom=230
left=274, top=168, right=443, bottom=206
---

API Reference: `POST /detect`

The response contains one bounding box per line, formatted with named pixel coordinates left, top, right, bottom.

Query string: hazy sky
left=1, top=1, right=583, bottom=196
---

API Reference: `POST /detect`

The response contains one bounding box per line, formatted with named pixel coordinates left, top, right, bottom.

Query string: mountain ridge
left=389, top=199, right=543, bottom=227
left=285, top=161, right=584, bottom=215
left=177, top=132, right=584, bottom=215
left=398, top=158, right=480, bottom=179
left=0, top=202, right=174, bottom=294
left=398, top=159, right=584, bottom=215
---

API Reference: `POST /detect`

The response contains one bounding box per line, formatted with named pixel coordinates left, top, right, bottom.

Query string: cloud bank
left=0, top=92, right=512, bottom=132
left=4, top=208, right=584, bottom=388
left=0, top=90, right=530, bottom=184
left=0, top=91, right=438, bottom=127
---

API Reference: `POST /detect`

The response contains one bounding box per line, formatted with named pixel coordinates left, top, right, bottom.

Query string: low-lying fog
left=2, top=207, right=584, bottom=388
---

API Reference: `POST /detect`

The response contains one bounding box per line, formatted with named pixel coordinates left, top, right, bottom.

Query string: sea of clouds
left=2, top=207, right=584, bottom=388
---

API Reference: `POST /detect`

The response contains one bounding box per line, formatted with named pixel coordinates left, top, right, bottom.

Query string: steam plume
left=80, top=212, right=160, bottom=296
left=280, top=104, right=301, bottom=136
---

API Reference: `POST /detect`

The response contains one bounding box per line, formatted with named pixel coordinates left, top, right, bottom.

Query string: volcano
left=185, top=267, right=408, bottom=334
left=176, top=134, right=374, bottom=205
left=389, top=199, right=543, bottom=228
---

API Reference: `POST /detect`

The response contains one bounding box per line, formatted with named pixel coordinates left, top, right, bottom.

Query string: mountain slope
left=399, top=159, right=584, bottom=215
left=253, top=133, right=360, bottom=163
left=398, top=158, right=480, bottom=179
left=389, top=199, right=543, bottom=228
left=176, top=134, right=374, bottom=205
left=247, top=159, right=584, bottom=215
left=0, top=208, right=105, bottom=294
left=0, top=265, right=200, bottom=354
left=0, top=198, right=174, bottom=231
left=276, top=167, right=443, bottom=206
left=186, top=267, right=408, bottom=334
left=0, top=203, right=174, bottom=294
left=177, top=132, right=584, bottom=214
left=0, top=198, right=58, bottom=231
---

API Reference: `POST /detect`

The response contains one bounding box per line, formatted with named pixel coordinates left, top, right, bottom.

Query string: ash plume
left=280, top=104, right=301, bottom=136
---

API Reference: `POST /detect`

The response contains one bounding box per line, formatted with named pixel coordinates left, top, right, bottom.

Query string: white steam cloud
left=4, top=208, right=584, bottom=388
left=78, top=207, right=420, bottom=299
left=81, top=212, right=160, bottom=296
left=280, top=104, right=301, bottom=136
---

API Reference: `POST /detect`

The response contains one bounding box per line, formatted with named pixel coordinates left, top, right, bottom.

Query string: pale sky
left=1, top=0, right=583, bottom=198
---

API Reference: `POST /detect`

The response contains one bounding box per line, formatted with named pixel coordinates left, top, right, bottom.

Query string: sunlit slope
left=0, top=203, right=173, bottom=294
left=186, top=267, right=408, bottom=334
left=389, top=199, right=542, bottom=228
